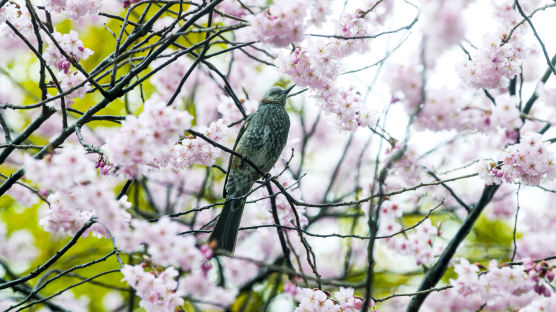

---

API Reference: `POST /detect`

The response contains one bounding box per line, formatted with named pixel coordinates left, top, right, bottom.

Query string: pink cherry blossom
left=0, top=1, right=32, bottom=36
left=172, top=119, right=228, bottom=168
left=44, top=0, right=102, bottom=21
left=385, top=63, right=423, bottom=111
left=24, top=147, right=132, bottom=237
left=121, top=264, right=185, bottom=312
left=447, top=258, right=554, bottom=311
left=250, top=1, right=308, bottom=47
left=103, top=98, right=193, bottom=178
left=43, top=30, right=94, bottom=73
left=294, top=286, right=375, bottom=312
left=458, top=33, right=523, bottom=89
left=422, top=1, right=467, bottom=55
left=58, top=71, right=89, bottom=107
left=179, top=269, right=237, bottom=309
left=491, top=94, right=523, bottom=129
left=123, top=217, right=204, bottom=271
left=478, top=132, right=556, bottom=185
left=5, top=183, right=39, bottom=207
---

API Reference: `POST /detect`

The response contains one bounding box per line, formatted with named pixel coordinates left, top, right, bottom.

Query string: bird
left=209, top=85, right=294, bottom=252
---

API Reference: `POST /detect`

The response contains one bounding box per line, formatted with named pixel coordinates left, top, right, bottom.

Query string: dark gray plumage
left=209, top=85, right=294, bottom=252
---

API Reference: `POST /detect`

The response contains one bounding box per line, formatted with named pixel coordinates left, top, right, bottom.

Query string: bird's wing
left=223, top=114, right=253, bottom=197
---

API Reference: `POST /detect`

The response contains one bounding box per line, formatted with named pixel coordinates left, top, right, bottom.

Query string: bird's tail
left=209, top=197, right=246, bottom=252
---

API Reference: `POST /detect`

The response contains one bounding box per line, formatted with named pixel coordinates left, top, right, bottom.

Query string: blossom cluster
left=24, top=147, right=131, bottom=237
left=276, top=11, right=377, bottom=130
left=388, top=66, right=524, bottom=133
left=43, top=31, right=93, bottom=73
left=42, top=30, right=93, bottom=107
left=6, top=183, right=39, bottom=207
left=454, top=0, right=540, bottom=89
left=121, top=260, right=237, bottom=312
left=448, top=258, right=554, bottom=311
left=22, top=144, right=234, bottom=311
left=366, top=0, right=393, bottom=25
left=251, top=1, right=307, bottom=47
left=429, top=92, right=521, bottom=133
left=458, top=30, right=526, bottom=89
left=118, top=217, right=206, bottom=271
left=103, top=99, right=193, bottom=178
left=121, top=264, right=184, bottom=312
left=0, top=1, right=32, bottom=36
left=379, top=201, right=443, bottom=265
left=494, top=0, right=541, bottom=29
left=414, top=90, right=462, bottom=131
left=490, top=94, right=523, bottom=130
left=58, top=71, right=88, bottom=107
left=478, top=132, right=556, bottom=185
left=451, top=259, right=531, bottom=298
left=292, top=287, right=375, bottom=312
left=335, top=11, right=372, bottom=54
left=180, top=269, right=237, bottom=309
left=523, top=258, right=555, bottom=297
left=385, top=63, right=423, bottom=112
left=308, top=0, right=332, bottom=26
left=385, top=144, right=423, bottom=186
left=44, top=0, right=102, bottom=21
left=172, top=119, right=228, bottom=168
left=422, top=1, right=466, bottom=58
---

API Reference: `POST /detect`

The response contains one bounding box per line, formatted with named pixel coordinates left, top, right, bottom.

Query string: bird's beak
left=284, top=85, right=295, bottom=95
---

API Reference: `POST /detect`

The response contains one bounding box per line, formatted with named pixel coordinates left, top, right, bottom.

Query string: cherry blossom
left=43, top=30, right=94, bottom=73
left=44, top=0, right=102, bottom=21
left=275, top=9, right=378, bottom=130
left=458, top=33, right=523, bottom=89
left=172, top=119, right=228, bottom=168
left=293, top=287, right=374, bottom=312
left=5, top=183, right=39, bottom=207
left=0, top=1, right=32, bottom=36
left=250, top=1, right=308, bottom=47
left=491, top=94, right=523, bottom=129
left=121, top=264, right=184, bottom=312
left=24, top=147, right=132, bottom=237
left=179, top=269, right=237, bottom=308
left=422, top=0, right=467, bottom=59
left=58, top=71, right=89, bottom=107
left=445, top=258, right=555, bottom=311
left=121, top=217, right=205, bottom=271
left=103, top=98, right=193, bottom=178
left=386, top=64, right=422, bottom=108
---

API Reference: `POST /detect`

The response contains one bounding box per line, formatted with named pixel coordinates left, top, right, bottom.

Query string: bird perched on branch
left=209, top=85, right=294, bottom=252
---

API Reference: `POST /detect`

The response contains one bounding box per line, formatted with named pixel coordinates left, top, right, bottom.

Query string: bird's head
left=260, top=85, right=295, bottom=107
